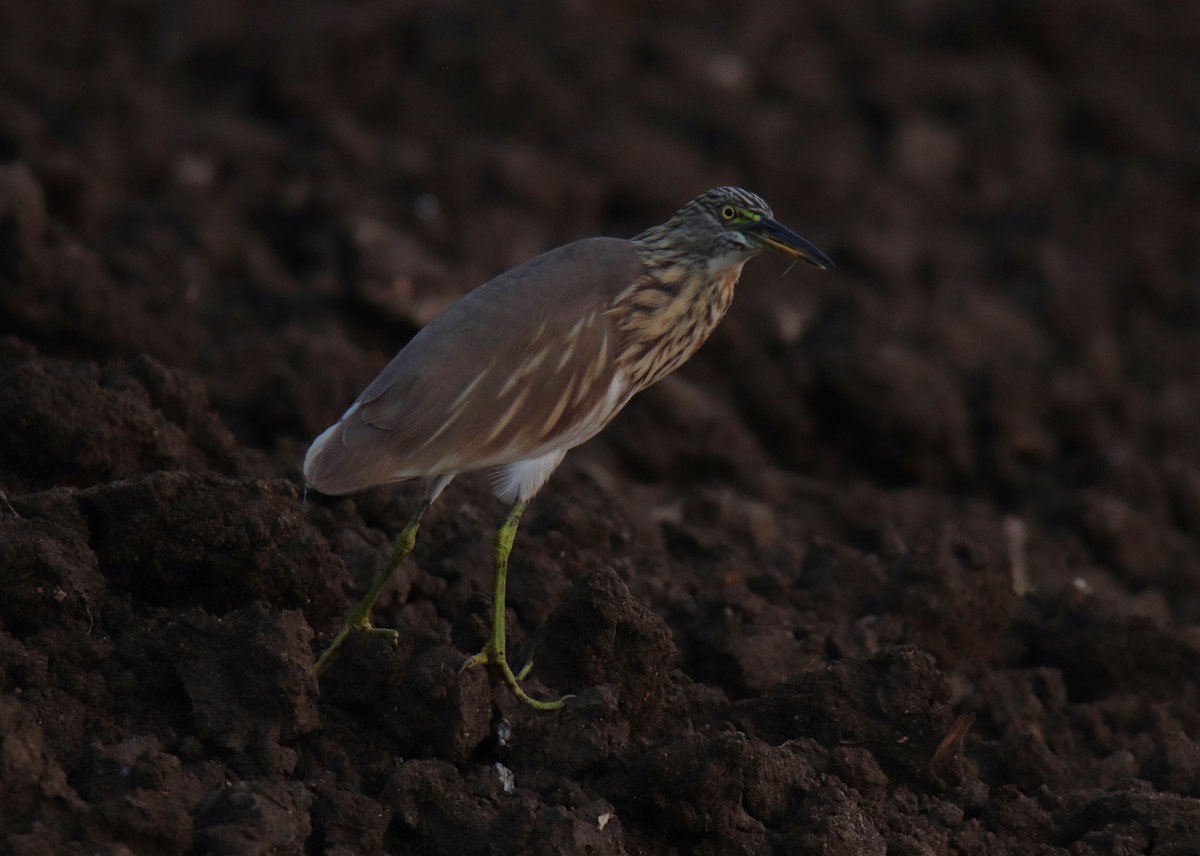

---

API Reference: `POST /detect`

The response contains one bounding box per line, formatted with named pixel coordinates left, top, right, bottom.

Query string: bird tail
left=303, top=420, right=355, bottom=495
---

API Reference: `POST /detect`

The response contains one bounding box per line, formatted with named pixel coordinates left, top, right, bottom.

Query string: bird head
left=688, top=186, right=834, bottom=270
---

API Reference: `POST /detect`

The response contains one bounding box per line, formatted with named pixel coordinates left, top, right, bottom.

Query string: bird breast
left=610, top=260, right=743, bottom=393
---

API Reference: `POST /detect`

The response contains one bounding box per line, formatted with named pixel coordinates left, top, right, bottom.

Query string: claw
left=514, top=658, right=534, bottom=682
left=366, top=627, right=400, bottom=643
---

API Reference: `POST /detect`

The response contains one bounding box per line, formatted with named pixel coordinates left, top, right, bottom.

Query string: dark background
left=2, top=1, right=1200, bottom=853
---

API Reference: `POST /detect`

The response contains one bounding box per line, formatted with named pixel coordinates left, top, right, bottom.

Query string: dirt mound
left=3, top=1, right=1200, bottom=853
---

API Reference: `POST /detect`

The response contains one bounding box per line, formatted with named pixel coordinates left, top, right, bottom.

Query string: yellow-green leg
left=462, top=500, right=570, bottom=711
left=315, top=496, right=432, bottom=677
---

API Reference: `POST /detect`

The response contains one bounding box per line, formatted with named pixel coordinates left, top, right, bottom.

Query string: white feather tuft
left=491, top=449, right=567, bottom=504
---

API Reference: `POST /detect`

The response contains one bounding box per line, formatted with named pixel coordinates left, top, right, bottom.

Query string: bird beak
left=749, top=218, right=835, bottom=269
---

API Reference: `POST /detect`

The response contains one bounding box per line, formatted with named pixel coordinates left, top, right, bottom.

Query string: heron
left=305, top=186, right=833, bottom=709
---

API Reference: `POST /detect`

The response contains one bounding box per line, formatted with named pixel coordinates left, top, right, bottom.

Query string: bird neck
left=607, top=243, right=746, bottom=393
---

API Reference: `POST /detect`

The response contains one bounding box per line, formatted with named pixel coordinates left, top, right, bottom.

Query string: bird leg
left=462, top=500, right=569, bottom=711
left=314, top=485, right=441, bottom=678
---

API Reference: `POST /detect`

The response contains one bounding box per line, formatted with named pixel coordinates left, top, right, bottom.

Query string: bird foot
left=461, top=645, right=572, bottom=711
left=314, top=622, right=400, bottom=677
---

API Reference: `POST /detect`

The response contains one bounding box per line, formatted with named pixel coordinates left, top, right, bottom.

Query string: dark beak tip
left=794, top=245, right=835, bottom=270
left=757, top=218, right=834, bottom=271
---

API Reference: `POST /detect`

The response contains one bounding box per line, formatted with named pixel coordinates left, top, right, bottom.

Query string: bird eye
left=720, top=205, right=737, bottom=221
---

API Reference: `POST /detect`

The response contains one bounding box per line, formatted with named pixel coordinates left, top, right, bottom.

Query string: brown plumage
left=305, top=237, right=640, bottom=500
left=306, top=186, right=832, bottom=709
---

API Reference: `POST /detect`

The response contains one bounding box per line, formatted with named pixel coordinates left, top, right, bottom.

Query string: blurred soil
left=2, top=1, right=1200, bottom=854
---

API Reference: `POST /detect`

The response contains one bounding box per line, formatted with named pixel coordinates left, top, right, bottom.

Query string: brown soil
left=3, top=2, right=1200, bottom=854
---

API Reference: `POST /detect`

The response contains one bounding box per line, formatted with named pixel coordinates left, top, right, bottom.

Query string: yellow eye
left=720, top=205, right=737, bottom=221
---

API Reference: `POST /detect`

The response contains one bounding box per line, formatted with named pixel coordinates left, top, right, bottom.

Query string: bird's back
left=304, top=237, right=645, bottom=495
